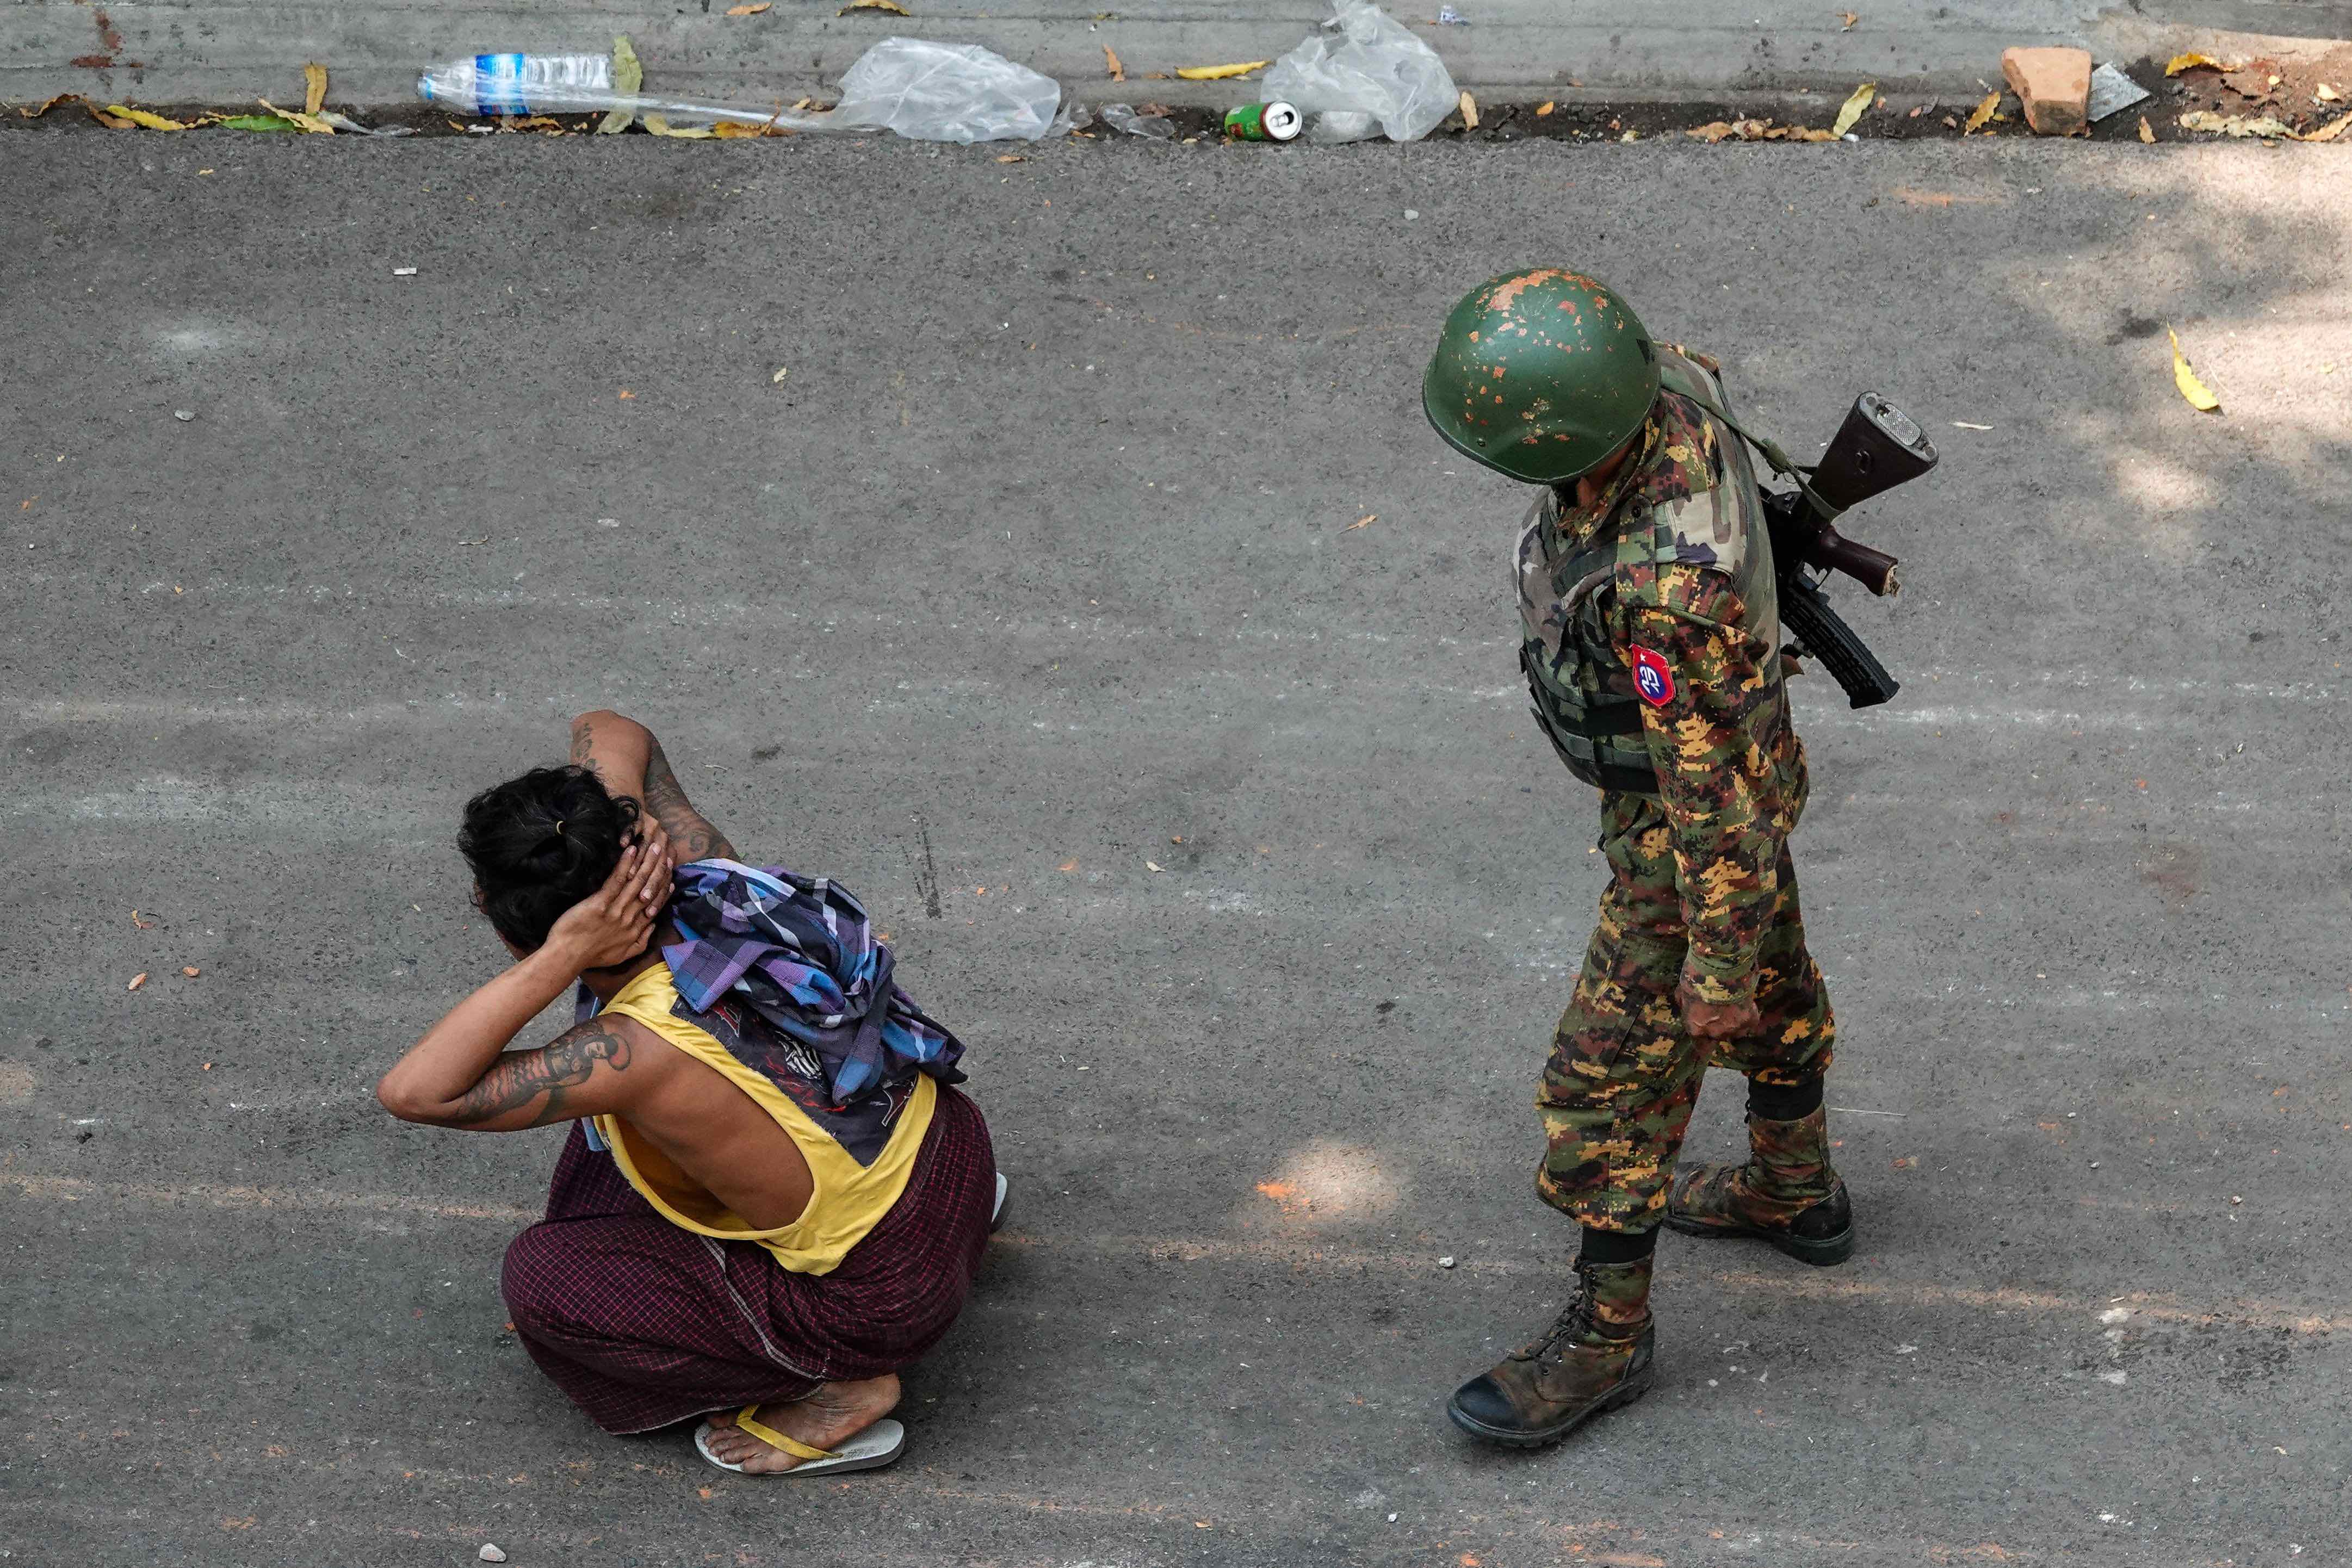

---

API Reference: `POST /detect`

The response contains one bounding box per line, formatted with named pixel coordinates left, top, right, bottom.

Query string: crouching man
left=377, top=711, right=1002, bottom=1477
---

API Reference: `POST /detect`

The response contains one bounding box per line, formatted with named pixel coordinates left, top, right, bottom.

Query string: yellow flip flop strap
left=733, top=1405, right=838, bottom=1463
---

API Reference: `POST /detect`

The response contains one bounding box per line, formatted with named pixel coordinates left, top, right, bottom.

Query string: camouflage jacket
left=1518, top=347, right=1808, bottom=1006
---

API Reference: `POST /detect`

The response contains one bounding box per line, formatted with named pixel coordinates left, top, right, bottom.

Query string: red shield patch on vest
left=1630, top=645, right=1675, bottom=708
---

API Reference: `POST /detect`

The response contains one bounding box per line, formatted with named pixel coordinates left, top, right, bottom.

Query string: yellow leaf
left=2138, top=114, right=2155, bottom=142
left=727, top=2, right=770, bottom=13
left=2180, top=109, right=2298, bottom=138
left=838, top=0, right=909, bottom=13
left=1535, top=100, right=1555, bottom=116
left=258, top=97, right=334, bottom=133
left=2163, top=52, right=2233, bottom=76
left=1686, top=120, right=1736, bottom=142
left=2167, top=328, right=2219, bottom=413
left=109, top=105, right=191, bottom=131
left=17, top=93, right=73, bottom=119
left=2316, top=83, right=2342, bottom=103
left=1175, top=59, right=1271, bottom=80
left=599, top=35, right=642, bottom=134
left=643, top=114, right=715, bottom=138
left=1458, top=89, right=1478, bottom=129
left=304, top=61, right=327, bottom=116
left=1839, top=10, right=1858, bottom=26
left=713, top=118, right=788, bottom=137
left=1345, top=513, right=1377, bottom=530
left=1830, top=80, right=1876, bottom=137
left=84, top=100, right=136, bottom=128
left=2304, top=111, right=2351, bottom=143
left=1104, top=43, right=1124, bottom=81
left=1794, top=126, right=1837, bottom=141
left=995, top=152, right=1026, bottom=162
left=1963, top=91, right=2000, bottom=133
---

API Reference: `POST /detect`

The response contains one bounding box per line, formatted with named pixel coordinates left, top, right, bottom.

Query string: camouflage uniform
left=1518, top=348, right=1835, bottom=1232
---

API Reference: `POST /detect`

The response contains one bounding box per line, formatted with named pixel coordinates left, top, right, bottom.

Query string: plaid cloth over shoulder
left=663, top=859, right=966, bottom=1104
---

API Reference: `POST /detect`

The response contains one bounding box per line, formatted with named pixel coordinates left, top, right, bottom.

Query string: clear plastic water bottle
left=417, top=54, right=615, bottom=116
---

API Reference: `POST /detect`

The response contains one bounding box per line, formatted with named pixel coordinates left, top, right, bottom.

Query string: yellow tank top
left=589, top=963, right=937, bottom=1275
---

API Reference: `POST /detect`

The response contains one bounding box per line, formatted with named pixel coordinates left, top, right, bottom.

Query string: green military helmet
left=1422, top=269, right=1660, bottom=484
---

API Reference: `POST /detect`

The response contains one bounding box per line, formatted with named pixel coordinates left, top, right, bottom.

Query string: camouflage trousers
left=1534, top=790, right=1835, bottom=1231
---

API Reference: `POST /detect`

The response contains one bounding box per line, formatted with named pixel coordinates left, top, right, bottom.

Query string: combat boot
left=1663, top=1104, right=1854, bottom=1266
left=1446, top=1255, right=1655, bottom=1448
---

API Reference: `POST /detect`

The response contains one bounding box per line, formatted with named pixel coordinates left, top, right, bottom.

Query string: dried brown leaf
left=1104, top=43, right=1125, bottom=81
left=127, top=972, right=148, bottom=991
left=838, top=0, right=908, bottom=13
left=2138, top=114, right=2156, bottom=142
left=727, top=2, right=772, bottom=13
left=304, top=61, right=327, bottom=116
left=1458, top=90, right=1478, bottom=129
left=1535, top=100, right=1555, bottom=116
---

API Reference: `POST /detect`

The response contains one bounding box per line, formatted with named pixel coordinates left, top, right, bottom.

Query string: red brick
left=2001, top=46, right=2093, bottom=135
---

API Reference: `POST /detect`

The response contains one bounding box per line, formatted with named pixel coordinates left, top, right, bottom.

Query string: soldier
left=1423, top=269, right=1854, bottom=1448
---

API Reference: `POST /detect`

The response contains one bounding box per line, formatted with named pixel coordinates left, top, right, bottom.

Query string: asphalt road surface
left=5, top=131, right=2349, bottom=1567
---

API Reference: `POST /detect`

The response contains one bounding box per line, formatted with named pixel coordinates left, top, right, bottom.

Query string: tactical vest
left=1517, top=353, right=1779, bottom=796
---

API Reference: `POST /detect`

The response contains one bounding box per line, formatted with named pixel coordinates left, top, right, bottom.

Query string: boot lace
left=1525, top=1261, right=1601, bottom=1360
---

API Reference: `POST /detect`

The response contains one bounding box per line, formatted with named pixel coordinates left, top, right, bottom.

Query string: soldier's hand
left=1677, top=972, right=1761, bottom=1040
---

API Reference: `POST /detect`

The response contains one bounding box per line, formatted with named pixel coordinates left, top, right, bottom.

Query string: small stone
left=1439, top=1255, right=1457, bottom=1269
left=479, top=1547, right=507, bottom=1563
left=2000, top=46, right=2093, bottom=135
left=173, top=410, right=194, bottom=422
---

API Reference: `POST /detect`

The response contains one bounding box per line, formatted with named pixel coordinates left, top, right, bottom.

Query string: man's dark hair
left=458, top=766, right=641, bottom=950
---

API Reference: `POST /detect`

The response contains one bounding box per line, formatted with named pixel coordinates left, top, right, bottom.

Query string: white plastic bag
left=829, top=38, right=1062, bottom=144
left=1264, top=0, right=1458, bottom=144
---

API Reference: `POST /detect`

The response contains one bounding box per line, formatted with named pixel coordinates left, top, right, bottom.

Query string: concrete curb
left=5, top=1, right=2344, bottom=113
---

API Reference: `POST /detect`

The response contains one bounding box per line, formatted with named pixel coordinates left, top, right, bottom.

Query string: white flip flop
left=990, top=1170, right=1010, bottom=1232
left=692, top=1406, right=906, bottom=1477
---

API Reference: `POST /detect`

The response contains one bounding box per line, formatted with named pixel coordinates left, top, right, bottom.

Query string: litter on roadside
left=417, top=38, right=1062, bottom=142
left=1264, top=0, right=1458, bottom=143
left=2084, top=61, right=2150, bottom=122
left=1224, top=102, right=1302, bottom=140
left=1100, top=102, right=1176, bottom=139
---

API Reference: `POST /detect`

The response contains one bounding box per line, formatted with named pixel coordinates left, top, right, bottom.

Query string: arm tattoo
left=642, top=738, right=737, bottom=861
left=447, top=1020, right=633, bottom=1126
left=568, top=715, right=601, bottom=776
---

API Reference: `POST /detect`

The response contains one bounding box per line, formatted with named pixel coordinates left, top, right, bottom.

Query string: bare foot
left=701, top=1374, right=900, bottom=1473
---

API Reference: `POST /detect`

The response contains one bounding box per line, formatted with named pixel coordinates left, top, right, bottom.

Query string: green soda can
left=1223, top=101, right=1302, bottom=142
